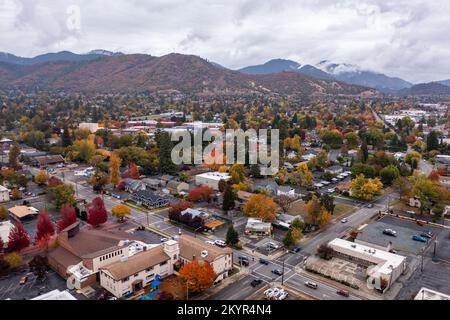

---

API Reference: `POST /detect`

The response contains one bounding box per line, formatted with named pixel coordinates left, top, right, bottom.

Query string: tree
left=391, top=176, right=411, bottom=201
left=61, top=124, right=72, bottom=147
left=360, top=138, right=368, bottom=163
left=188, top=186, right=214, bottom=203
left=351, top=174, right=383, bottom=201
left=4, top=252, right=23, bottom=269
left=11, top=188, right=21, bottom=200
left=8, top=144, right=21, bottom=170
left=155, top=130, right=177, bottom=174
left=57, top=205, right=77, bottom=232
left=69, top=139, right=96, bottom=162
left=351, top=163, right=375, bottom=178
left=320, top=129, right=343, bottom=148
left=222, top=182, right=235, bottom=212
left=410, top=176, right=449, bottom=214
left=345, top=132, right=361, bottom=149
left=111, top=204, right=131, bottom=222
left=87, top=197, right=108, bottom=227
left=8, top=221, right=30, bottom=252
left=243, top=194, right=277, bottom=222
left=109, top=153, right=122, bottom=187
left=405, top=152, right=421, bottom=170
left=250, top=165, right=262, bottom=178
left=34, top=170, right=49, bottom=186
left=276, top=195, right=295, bottom=213
left=35, top=210, right=55, bottom=242
left=225, top=225, right=239, bottom=246
left=88, top=170, right=109, bottom=192
left=305, top=195, right=332, bottom=227
left=320, top=194, right=335, bottom=215
left=179, top=260, right=217, bottom=293
left=380, top=165, right=400, bottom=186
left=0, top=206, right=8, bottom=221
left=282, top=229, right=295, bottom=248
left=47, top=184, right=76, bottom=209
left=29, top=255, right=49, bottom=279
left=230, top=164, right=245, bottom=184
left=426, top=130, right=440, bottom=152
left=129, top=163, right=140, bottom=179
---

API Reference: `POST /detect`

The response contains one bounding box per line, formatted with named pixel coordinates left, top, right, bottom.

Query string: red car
left=337, top=289, right=350, bottom=297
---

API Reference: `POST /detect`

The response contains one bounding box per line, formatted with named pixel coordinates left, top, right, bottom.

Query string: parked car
left=272, top=288, right=286, bottom=300
left=304, top=281, right=318, bottom=289
left=407, top=210, right=416, bottom=216
left=412, top=235, right=427, bottom=243
left=271, top=269, right=283, bottom=276
left=19, top=276, right=28, bottom=285
left=259, top=258, right=269, bottom=265
left=205, top=240, right=215, bottom=245
left=160, top=237, right=169, bottom=242
left=341, top=218, right=348, bottom=223
left=327, top=188, right=335, bottom=193
left=266, top=242, right=280, bottom=249
left=383, top=229, right=397, bottom=237
left=417, top=220, right=424, bottom=226
left=263, top=288, right=274, bottom=297
left=250, top=279, right=263, bottom=287
left=367, top=203, right=374, bottom=208
left=336, top=289, right=350, bottom=297
left=214, top=240, right=227, bottom=248
left=267, top=288, right=282, bottom=299
left=291, top=247, right=301, bottom=253
left=277, top=291, right=289, bottom=300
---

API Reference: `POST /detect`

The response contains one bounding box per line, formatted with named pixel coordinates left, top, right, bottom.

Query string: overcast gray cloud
left=0, top=0, right=449, bottom=83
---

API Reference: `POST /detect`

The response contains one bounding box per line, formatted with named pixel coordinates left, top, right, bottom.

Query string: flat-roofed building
left=244, top=218, right=272, bottom=237
left=414, top=287, right=450, bottom=300
left=328, top=238, right=406, bottom=292
left=31, top=289, right=77, bottom=300
left=195, top=172, right=231, bottom=190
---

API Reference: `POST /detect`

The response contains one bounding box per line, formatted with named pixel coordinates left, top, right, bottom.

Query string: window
left=160, top=261, right=168, bottom=266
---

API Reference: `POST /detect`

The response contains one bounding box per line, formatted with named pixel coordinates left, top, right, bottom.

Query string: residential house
left=122, top=178, right=146, bottom=193
left=236, top=191, right=253, bottom=207
left=8, top=206, right=39, bottom=221
left=0, top=220, right=14, bottom=248
left=0, top=185, right=9, bottom=202
left=325, top=165, right=343, bottom=175
left=166, top=181, right=189, bottom=195
left=276, top=186, right=296, bottom=198
left=142, top=178, right=161, bottom=190
left=177, top=235, right=233, bottom=281
left=131, top=190, right=169, bottom=209
left=32, top=155, right=65, bottom=168
left=160, top=175, right=175, bottom=186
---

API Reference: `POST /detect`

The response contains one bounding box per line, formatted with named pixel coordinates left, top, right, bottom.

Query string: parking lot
left=356, top=216, right=441, bottom=255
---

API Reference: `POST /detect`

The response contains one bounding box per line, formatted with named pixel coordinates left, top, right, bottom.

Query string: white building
left=0, top=185, right=9, bottom=202
left=99, top=240, right=178, bottom=299
left=328, top=238, right=406, bottom=292
left=31, top=289, right=77, bottom=300
left=245, top=218, right=273, bottom=237
left=195, top=172, right=231, bottom=190
left=414, top=288, right=450, bottom=300
left=78, top=123, right=99, bottom=133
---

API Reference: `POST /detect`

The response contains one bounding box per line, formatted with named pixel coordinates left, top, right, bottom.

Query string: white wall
left=0, top=190, right=9, bottom=203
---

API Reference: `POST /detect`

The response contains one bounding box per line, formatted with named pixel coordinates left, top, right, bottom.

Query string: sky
left=1, top=0, right=450, bottom=83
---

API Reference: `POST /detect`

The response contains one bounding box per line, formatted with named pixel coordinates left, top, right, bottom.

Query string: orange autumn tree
left=188, top=186, right=214, bottom=202
left=243, top=194, right=277, bottom=222
left=179, top=260, right=217, bottom=293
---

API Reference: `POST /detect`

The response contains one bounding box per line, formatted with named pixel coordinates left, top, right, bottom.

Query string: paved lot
left=356, top=219, right=435, bottom=254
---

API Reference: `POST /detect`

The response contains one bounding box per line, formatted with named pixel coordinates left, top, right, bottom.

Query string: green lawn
left=332, top=203, right=358, bottom=219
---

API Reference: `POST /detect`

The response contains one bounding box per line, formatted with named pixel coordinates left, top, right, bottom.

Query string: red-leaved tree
left=129, top=163, right=140, bottom=179
left=8, top=221, right=30, bottom=252
left=35, top=210, right=55, bottom=242
left=188, top=186, right=214, bottom=202
left=48, top=176, right=63, bottom=188
left=87, top=197, right=108, bottom=227
left=57, top=205, right=78, bottom=232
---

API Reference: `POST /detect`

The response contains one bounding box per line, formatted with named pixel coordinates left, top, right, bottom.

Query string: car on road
left=331, top=178, right=339, bottom=183
left=271, top=269, right=283, bottom=276
left=327, top=188, right=335, bottom=193
left=341, top=218, right=348, bottom=223
left=422, top=231, right=433, bottom=238
left=412, top=235, right=427, bottom=242
left=214, top=240, right=227, bottom=248
left=406, top=210, right=415, bottom=216
left=19, top=276, right=28, bottom=285
left=250, top=279, right=263, bottom=287
left=205, top=240, right=215, bottom=245
left=259, top=258, right=269, bottom=265
left=160, top=237, right=169, bottom=242
left=383, top=229, right=397, bottom=237
left=304, top=281, right=318, bottom=289
left=367, top=203, right=374, bottom=208
left=291, top=247, right=301, bottom=253
left=336, top=289, right=350, bottom=297
left=239, top=256, right=250, bottom=266
left=266, top=242, right=280, bottom=249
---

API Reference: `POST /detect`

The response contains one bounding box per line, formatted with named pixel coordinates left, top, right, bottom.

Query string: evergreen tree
left=426, top=130, right=440, bottom=152
left=155, top=130, right=177, bottom=174
left=282, top=229, right=295, bottom=248
left=61, top=124, right=72, bottom=147
left=360, top=138, right=368, bottom=163
left=8, top=144, right=21, bottom=170
left=222, top=183, right=235, bottom=212
left=225, top=225, right=239, bottom=246
left=8, top=222, right=30, bottom=252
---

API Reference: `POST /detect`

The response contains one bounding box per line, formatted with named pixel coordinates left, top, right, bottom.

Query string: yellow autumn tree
left=243, top=194, right=277, bottom=222
left=110, top=153, right=122, bottom=187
